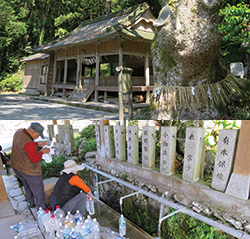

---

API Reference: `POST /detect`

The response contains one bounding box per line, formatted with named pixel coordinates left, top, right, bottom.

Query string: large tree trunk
left=151, top=0, right=243, bottom=119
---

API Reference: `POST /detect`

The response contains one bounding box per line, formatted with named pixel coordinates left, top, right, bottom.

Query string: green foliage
left=0, top=72, right=23, bottom=91
left=41, top=154, right=66, bottom=179
left=74, top=124, right=97, bottom=158
left=161, top=209, right=228, bottom=239
left=218, top=3, right=250, bottom=45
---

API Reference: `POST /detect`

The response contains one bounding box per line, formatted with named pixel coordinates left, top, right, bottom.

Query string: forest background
left=0, top=0, right=249, bottom=74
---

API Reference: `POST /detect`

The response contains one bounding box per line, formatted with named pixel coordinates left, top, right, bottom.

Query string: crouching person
left=50, top=160, right=93, bottom=215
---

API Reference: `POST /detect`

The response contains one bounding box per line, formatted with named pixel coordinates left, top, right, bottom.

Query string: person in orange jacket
left=50, top=159, right=93, bottom=215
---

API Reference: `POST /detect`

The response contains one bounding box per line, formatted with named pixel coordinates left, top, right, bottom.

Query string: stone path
left=0, top=170, right=43, bottom=239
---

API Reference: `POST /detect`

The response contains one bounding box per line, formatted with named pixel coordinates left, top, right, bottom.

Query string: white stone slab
left=127, top=126, right=139, bottom=165
left=211, top=129, right=239, bottom=192
left=182, top=127, right=205, bottom=182
left=160, top=126, right=177, bottom=175
left=230, top=62, right=244, bottom=78
left=95, top=125, right=101, bottom=154
left=142, top=126, right=156, bottom=169
left=104, top=125, right=115, bottom=158
left=114, top=125, right=126, bottom=161
left=225, top=173, right=250, bottom=200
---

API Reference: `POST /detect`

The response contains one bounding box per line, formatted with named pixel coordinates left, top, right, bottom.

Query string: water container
left=74, top=210, right=83, bottom=223
left=69, top=228, right=81, bottom=239
left=62, top=224, right=72, bottom=239
left=10, top=220, right=37, bottom=232
left=42, top=210, right=51, bottom=234
left=85, top=215, right=93, bottom=234
left=54, top=205, right=65, bottom=218
left=75, top=221, right=82, bottom=234
left=37, top=207, right=45, bottom=231
left=64, top=211, right=75, bottom=228
left=87, top=198, right=95, bottom=215
left=56, top=223, right=64, bottom=239
left=48, top=214, right=58, bottom=235
left=80, top=224, right=90, bottom=239
left=91, top=218, right=100, bottom=239
left=58, top=214, right=65, bottom=227
left=119, top=215, right=126, bottom=236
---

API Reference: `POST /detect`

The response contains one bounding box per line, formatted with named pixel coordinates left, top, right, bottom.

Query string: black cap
left=30, top=122, right=45, bottom=139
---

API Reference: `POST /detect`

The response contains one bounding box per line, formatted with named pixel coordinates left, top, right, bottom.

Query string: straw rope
left=152, top=73, right=246, bottom=112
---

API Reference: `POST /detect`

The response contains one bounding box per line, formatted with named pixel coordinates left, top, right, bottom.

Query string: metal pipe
left=82, top=163, right=250, bottom=239
left=157, top=209, right=181, bottom=238
left=119, top=191, right=140, bottom=215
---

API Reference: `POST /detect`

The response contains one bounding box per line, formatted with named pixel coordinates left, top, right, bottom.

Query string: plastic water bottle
left=74, top=210, right=83, bottom=223
left=75, top=221, right=82, bottom=234
left=80, top=224, right=90, bottom=239
left=42, top=210, right=52, bottom=233
left=58, top=214, right=65, bottom=227
left=119, top=214, right=126, bottom=236
left=87, top=198, right=95, bottom=215
left=64, top=211, right=75, bottom=228
left=92, top=218, right=100, bottom=239
left=10, top=220, right=37, bottom=232
left=54, top=205, right=65, bottom=218
left=69, top=228, right=81, bottom=239
left=62, top=224, right=72, bottom=239
left=56, top=223, right=64, bottom=239
left=37, top=207, right=45, bottom=231
left=85, top=215, right=93, bottom=234
left=48, top=214, right=58, bottom=235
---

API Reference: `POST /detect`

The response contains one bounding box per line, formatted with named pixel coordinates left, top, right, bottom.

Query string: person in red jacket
left=10, top=122, right=50, bottom=209
left=50, top=159, right=93, bottom=215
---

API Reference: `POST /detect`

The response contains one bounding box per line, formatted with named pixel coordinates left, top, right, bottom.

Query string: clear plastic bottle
left=85, top=215, right=93, bottom=234
left=119, top=214, right=126, bottom=236
left=80, top=224, right=90, bottom=239
left=62, top=224, right=72, bottom=239
left=69, top=228, right=81, bottom=239
left=87, top=198, right=95, bottom=215
left=75, top=221, right=82, bottom=234
left=37, top=207, right=45, bottom=231
left=91, top=218, right=100, bottom=239
left=58, top=214, right=65, bottom=228
left=56, top=223, right=64, bottom=239
left=10, top=220, right=37, bottom=233
left=64, top=211, right=75, bottom=228
left=54, top=205, right=65, bottom=218
left=74, top=210, right=83, bottom=223
left=48, top=214, right=58, bottom=235
left=42, top=210, right=52, bottom=234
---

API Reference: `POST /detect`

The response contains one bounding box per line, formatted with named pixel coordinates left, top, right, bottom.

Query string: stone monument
left=160, top=126, right=177, bottom=175
left=211, top=129, right=239, bottom=192
left=127, top=125, right=139, bottom=164
left=182, top=127, right=205, bottom=182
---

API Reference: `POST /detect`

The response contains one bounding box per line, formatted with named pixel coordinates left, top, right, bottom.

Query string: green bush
left=41, top=154, right=66, bottom=179
left=75, top=124, right=97, bottom=155
left=0, top=73, right=23, bottom=92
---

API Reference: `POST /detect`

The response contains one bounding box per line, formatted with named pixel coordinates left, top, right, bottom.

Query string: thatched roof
left=20, top=53, right=49, bottom=62
left=33, top=2, right=155, bottom=53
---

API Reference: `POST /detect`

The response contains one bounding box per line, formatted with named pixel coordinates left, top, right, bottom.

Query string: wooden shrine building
left=33, top=3, right=155, bottom=103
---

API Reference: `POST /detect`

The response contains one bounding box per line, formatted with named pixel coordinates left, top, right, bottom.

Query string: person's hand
left=38, top=142, right=48, bottom=147
left=87, top=191, right=93, bottom=200
left=41, top=147, right=50, bottom=154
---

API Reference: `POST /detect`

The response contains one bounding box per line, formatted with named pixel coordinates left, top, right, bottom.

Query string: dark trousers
left=61, top=193, right=87, bottom=215
left=13, top=168, right=47, bottom=209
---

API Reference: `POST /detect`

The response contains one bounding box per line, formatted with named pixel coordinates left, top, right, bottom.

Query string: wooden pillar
left=95, top=44, right=100, bottom=102
left=63, top=49, right=68, bottom=97
left=104, top=91, right=107, bottom=101
left=145, top=49, right=150, bottom=103
left=118, top=42, right=124, bottom=120
left=51, top=51, right=57, bottom=95
left=76, top=48, right=80, bottom=88
left=64, top=120, right=70, bottom=125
